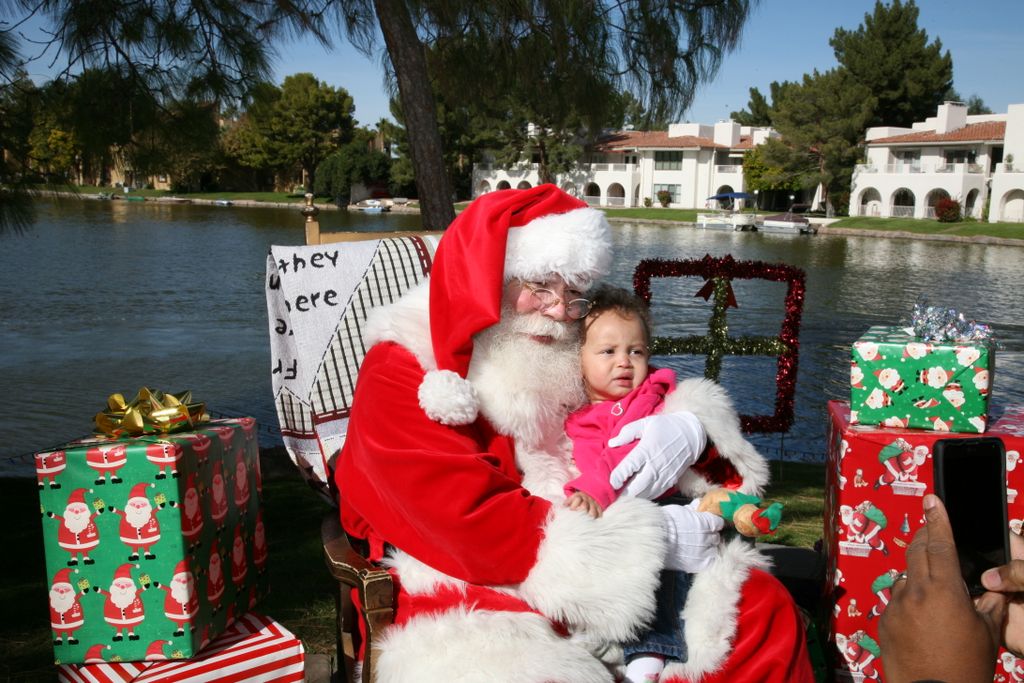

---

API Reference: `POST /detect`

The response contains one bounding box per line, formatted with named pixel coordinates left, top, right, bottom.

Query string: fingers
left=607, top=419, right=645, bottom=450
left=609, top=448, right=643, bottom=489
left=975, top=591, right=1009, bottom=650
left=920, top=494, right=961, bottom=583
left=1012, top=529, right=1024, bottom=561
left=982, top=561, right=1024, bottom=593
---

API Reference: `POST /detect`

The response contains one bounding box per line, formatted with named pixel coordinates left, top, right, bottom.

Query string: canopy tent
left=707, top=192, right=756, bottom=201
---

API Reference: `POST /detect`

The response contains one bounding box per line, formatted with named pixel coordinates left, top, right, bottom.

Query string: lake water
left=3, top=198, right=1022, bottom=475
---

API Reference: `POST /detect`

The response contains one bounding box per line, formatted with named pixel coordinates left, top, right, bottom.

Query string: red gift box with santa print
left=824, top=401, right=1024, bottom=682
left=35, top=417, right=270, bottom=664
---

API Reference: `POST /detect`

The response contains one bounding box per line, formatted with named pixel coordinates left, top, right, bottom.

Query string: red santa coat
left=338, top=336, right=812, bottom=682
left=161, top=583, right=199, bottom=624
left=50, top=598, right=85, bottom=633
left=103, top=594, right=145, bottom=628
left=118, top=512, right=160, bottom=549
left=56, top=517, right=100, bottom=554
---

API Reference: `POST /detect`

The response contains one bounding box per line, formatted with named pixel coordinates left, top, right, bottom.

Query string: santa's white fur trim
left=518, top=496, right=665, bottom=642
left=664, top=377, right=770, bottom=497
left=375, top=608, right=614, bottom=683
left=418, top=369, right=479, bottom=425
left=505, top=207, right=612, bottom=289
left=364, top=280, right=436, bottom=371
left=665, top=536, right=770, bottom=679
left=381, top=548, right=466, bottom=597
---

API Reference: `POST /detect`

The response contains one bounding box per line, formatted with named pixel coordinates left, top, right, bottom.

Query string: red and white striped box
left=56, top=613, right=304, bottom=683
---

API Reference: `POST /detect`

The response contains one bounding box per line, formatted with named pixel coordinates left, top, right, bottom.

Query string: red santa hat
left=420, top=184, right=611, bottom=425
left=174, top=559, right=190, bottom=578
left=113, top=563, right=137, bottom=582
left=84, top=644, right=109, bottom=662
left=145, top=640, right=170, bottom=659
left=53, top=568, right=75, bottom=587
left=67, top=488, right=89, bottom=506
left=129, top=482, right=151, bottom=501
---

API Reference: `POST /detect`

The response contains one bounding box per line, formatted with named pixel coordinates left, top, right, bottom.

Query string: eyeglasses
left=521, top=281, right=593, bottom=320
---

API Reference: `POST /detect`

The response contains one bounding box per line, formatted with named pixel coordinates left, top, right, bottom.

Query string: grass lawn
left=2, top=453, right=824, bottom=680
left=829, top=215, right=1024, bottom=239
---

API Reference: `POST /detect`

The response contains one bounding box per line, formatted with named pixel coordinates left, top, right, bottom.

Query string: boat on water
left=696, top=212, right=758, bottom=231
left=356, top=199, right=391, bottom=213
left=758, top=212, right=817, bottom=235
left=161, top=196, right=193, bottom=204
left=213, top=199, right=233, bottom=207
left=112, top=194, right=146, bottom=202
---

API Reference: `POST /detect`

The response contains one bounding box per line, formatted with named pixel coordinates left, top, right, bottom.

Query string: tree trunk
left=373, top=0, right=456, bottom=231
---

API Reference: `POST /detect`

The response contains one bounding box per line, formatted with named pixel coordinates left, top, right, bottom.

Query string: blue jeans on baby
left=622, top=568, right=691, bottom=663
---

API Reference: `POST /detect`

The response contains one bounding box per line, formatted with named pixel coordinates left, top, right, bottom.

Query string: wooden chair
left=268, top=196, right=442, bottom=682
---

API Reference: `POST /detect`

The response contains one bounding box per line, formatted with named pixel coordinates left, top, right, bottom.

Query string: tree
left=265, top=74, right=355, bottom=192
left=7, top=0, right=757, bottom=231
left=830, top=0, right=953, bottom=128
left=729, top=81, right=796, bottom=126
left=766, top=69, right=875, bottom=210
left=313, top=129, right=391, bottom=201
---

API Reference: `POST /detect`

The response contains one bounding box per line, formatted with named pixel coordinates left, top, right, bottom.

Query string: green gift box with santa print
left=850, top=326, right=994, bottom=433
left=35, top=417, right=270, bottom=664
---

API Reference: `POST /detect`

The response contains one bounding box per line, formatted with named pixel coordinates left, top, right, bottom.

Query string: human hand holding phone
left=879, top=494, right=1005, bottom=682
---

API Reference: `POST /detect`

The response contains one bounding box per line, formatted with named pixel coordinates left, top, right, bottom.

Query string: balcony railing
left=891, top=205, right=915, bottom=217
left=606, top=196, right=626, bottom=206
left=715, top=165, right=741, bottom=173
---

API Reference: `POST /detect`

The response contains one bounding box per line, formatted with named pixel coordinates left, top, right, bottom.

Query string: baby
left=564, top=285, right=782, bottom=682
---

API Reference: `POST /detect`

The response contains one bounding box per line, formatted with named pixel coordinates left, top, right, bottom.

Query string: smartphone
left=932, top=437, right=1010, bottom=596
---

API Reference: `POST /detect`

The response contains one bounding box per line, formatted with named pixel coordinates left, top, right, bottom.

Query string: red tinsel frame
left=634, top=254, right=806, bottom=434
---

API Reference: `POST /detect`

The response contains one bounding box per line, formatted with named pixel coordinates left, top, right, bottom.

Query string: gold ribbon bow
left=94, top=387, right=208, bottom=437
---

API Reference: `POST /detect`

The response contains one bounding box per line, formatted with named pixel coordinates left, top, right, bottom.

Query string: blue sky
left=270, top=0, right=1024, bottom=128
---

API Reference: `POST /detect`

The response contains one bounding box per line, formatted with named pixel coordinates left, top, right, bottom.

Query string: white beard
left=469, top=309, right=585, bottom=450
left=110, top=584, right=137, bottom=609
left=50, top=586, right=75, bottom=613
left=469, top=309, right=585, bottom=500
left=170, top=575, right=193, bottom=605
left=64, top=508, right=91, bottom=534
left=183, top=491, right=199, bottom=518
left=124, top=500, right=152, bottom=529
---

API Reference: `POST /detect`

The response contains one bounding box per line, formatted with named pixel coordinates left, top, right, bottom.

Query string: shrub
left=643, top=197, right=653, bottom=208
left=656, top=190, right=671, bottom=207
left=934, top=197, right=961, bottom=223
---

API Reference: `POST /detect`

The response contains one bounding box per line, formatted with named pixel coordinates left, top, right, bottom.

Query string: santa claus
left=35, top=449, right=66, bottom=489
left=98, top=563, right=146, bottom=641
left=47, top=488, right=101, bottom=566
left=232, top=450, right=250, bottom=509
left=159, top=559, right=199, bottom=636
left=206, top=538, right=226, bottom=615
left=49, top=568, right=85, bottom=644
left=85, top=443, right=127, bottom=485
left=335, top=186, right=812, bottom=682
left=113, top=482, right=164, bottom=561
left=179, top=473, right=204, bottom=550
left=230, top=524, right=248, bottom=590
left=145, top=441, right=183, bottom=479
left=209, top=462, right=229, bottom=531
left=145, top=639, right=172, bottom=661
left=253, top=511, right=268, bottom=574
left=874, top=439, right=929, bottom=490
left=842, top=501, right=889, bottom=555
left=867, top=568, right=901, bottom=620
left=181, top=433, right=212, bottom=466
left=838, top=630, right=881, bottom=679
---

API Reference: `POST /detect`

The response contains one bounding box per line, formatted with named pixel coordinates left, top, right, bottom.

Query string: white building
left=472, top=121, right=778, bottom=209
left=849, top=101, right=1024, bottom=223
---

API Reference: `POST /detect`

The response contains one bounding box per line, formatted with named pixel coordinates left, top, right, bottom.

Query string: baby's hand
left=566, top=491, right=603, bottom=518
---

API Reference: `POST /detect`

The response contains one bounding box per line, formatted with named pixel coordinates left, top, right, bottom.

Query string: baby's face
left=580, top=310, right=649, bottom=403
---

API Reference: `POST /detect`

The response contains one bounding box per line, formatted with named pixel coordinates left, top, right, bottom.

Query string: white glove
left=608, top=411, right=708, bottom=500
left=661, top=500, right=724, bottom=572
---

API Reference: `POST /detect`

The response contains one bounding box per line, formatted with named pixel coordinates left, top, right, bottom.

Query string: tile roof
left=869, top=120, right=1006, bottom=145
left=595, top=130, right=756, bottom=151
